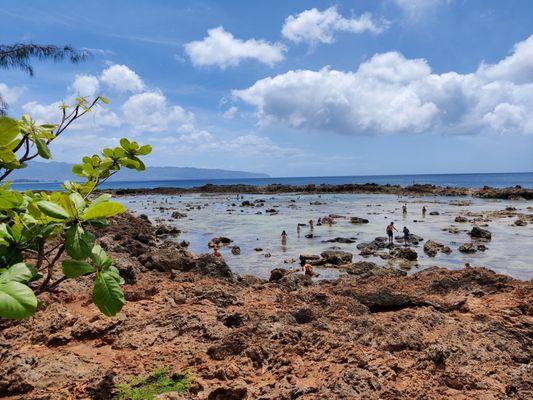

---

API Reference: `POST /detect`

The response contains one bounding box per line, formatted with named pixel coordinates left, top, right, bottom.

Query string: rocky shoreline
left=108, top=183, right=533, bottom=200
left=1, top=213, right=532, bottom=399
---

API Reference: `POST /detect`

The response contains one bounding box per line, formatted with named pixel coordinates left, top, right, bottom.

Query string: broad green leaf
left=86, top=218, right=107, bottom=228
left=71, top=164, right=84, bottom=176
left=90, top=244, right=112, bottom=268
left=65, top=224, right=94, bottom=260
left=0, top=117, right=20, bottom=146
left=0, top=148, right=18, bottom=164
left=119, top=138, right=131, bottom=150
left=62, top=259, right=95, bottom=278
left=0, top=263, right=33, bottom=283
left=81, top=201, right=126, bottom=220
left=113, top=148, right=126, bottom=158
left=58, top=194, right=77, bottom=218
left=37, top=201, right=69, bottom=220
left=69, top=192, right=86, bottom=214
left=119, top=158, right=140, bottom=169
left=91, top=193, right=112, bottom=204
left=138, top=144, right=152, bottom=155
left=107, top=265, right=124, bottom=284
left=0, top=281, right=37, bottom=319
left=93, top=271, right=125, bottom=316
left=35, top=137, right=51, bottom=159
left=102, top=148, right=114, bottom=157
left=0, top=189, right=23, bottom=210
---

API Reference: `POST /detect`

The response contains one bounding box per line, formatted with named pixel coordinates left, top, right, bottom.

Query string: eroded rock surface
left=2, top=213, right=532, bottom=400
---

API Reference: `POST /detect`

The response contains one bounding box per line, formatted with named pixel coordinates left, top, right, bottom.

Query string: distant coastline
left=10, top=171, right=533, bottom=192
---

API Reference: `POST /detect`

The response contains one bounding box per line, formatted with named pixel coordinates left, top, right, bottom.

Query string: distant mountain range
left=10, top=161, right=269, bottom=182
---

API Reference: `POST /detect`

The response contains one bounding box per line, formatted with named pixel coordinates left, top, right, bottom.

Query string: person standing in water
left=403, top=226, right=410, bottom=246
left=281, top=230, right=288, bottom=245
left=296, top=224, right=301, bottom=236
left=309, top=220, right=314, bottom=230
left=386, top=222, right=398, bottom=246
left=422, top=206, right=427, bottom=217
left=402, top=204, right=407, bottom=214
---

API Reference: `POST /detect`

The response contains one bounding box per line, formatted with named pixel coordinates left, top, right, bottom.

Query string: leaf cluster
left=0, top=99, right=151, bottom=319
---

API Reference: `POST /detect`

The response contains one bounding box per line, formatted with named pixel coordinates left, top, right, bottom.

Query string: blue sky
left=1, top=0, right=532, bottom=177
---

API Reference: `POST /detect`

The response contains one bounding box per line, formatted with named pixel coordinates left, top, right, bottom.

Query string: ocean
left=10, top=172, right=533, bottom=191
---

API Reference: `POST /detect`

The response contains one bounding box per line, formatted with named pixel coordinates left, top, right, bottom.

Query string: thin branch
left=0, top=98, right=101, bottom=182
left=36, top=244, right=65, bottom=293
left=48, top=275, right=68, bottom=291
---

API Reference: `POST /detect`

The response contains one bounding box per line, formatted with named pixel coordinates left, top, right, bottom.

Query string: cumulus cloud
left=233, top=35, right=533, bottom=136
left=179, top=130, right=214, bottom=144
left=0, top=83, right=25, bottom=104
left=477, top=35, right=533, bottom=84
left=71, top=74, right=100, bottom=97
left=100, top=64, right=144, bottom=92
left=121, top=91, right=195, bottom=132
left=222, top=106, right=238, bottom=119
left=282, top=7, right=387, bottom=45
left=184, top=26, right=286, bottom=68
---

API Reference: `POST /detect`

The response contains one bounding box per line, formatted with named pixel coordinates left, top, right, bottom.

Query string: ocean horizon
left=11, top=171, right=533, bottom=191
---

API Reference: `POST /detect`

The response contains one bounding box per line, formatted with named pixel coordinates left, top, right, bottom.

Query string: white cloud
left=234, top=35, right=533, bottom=136
left=71, top=74, right=100, bottom=97
left=21, top=101, right=63, bottom=122
left=179, top=130, right=214, bottom=144
left=392, top=0, right=451, bottom=20
left=282, top=7, right=387, bottom=45
left=174, top=131, right=301, bottom=157
left=100, top=64, right=144, bottom=92
left=222, top=106, right=238, bottom=119
left=184, top=26, right=286, bottom=68
left=477, top=35, right=533, bottom=84
left=0, top=83, right=25, bottom=104
left=121, top=91, right=194, bottom=132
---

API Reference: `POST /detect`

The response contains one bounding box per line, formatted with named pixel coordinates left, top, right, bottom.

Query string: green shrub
left=0, top=97, right=151, bottom=319
left=115, top=367, right=193, bottom=400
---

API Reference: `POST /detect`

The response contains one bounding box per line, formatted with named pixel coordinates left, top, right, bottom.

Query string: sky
left=1, top=0, right=533, bottom=177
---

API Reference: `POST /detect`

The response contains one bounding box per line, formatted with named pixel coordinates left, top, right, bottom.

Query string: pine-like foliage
left=0, top=44, right=90, bottom=114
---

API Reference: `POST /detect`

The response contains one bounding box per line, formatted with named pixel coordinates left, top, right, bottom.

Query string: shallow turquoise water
left=122, top=193, right=533, bottom=280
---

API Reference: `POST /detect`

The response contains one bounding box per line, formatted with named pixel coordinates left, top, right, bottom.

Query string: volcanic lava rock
left=469, top=227, right=492, bottom=240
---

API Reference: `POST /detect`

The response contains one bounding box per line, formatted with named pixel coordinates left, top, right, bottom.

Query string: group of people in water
left=213, top=202, right=428, bottom=276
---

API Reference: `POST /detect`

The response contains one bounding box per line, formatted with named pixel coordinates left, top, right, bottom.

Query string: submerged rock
left=424, top=240, right=452, bottom=257
left=350, top=216, right=369, bottom=224
left=469, top=226, right=492, bottom=240
left=459, top=243, right=477, bottom=253
left=390, top=247, right=418, bottom=261
left=171, top=211, right=187, bottom=219
left=323, top=237, right=357, bottom=244
left=320, top=250, right=353, bottom=265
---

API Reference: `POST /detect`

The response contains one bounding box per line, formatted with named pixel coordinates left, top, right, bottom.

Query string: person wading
left=403, top=226, right=410, bottom=246
left=386, top=222, right=398, bottom=246
left=281, top=230, right=288, bottom=245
